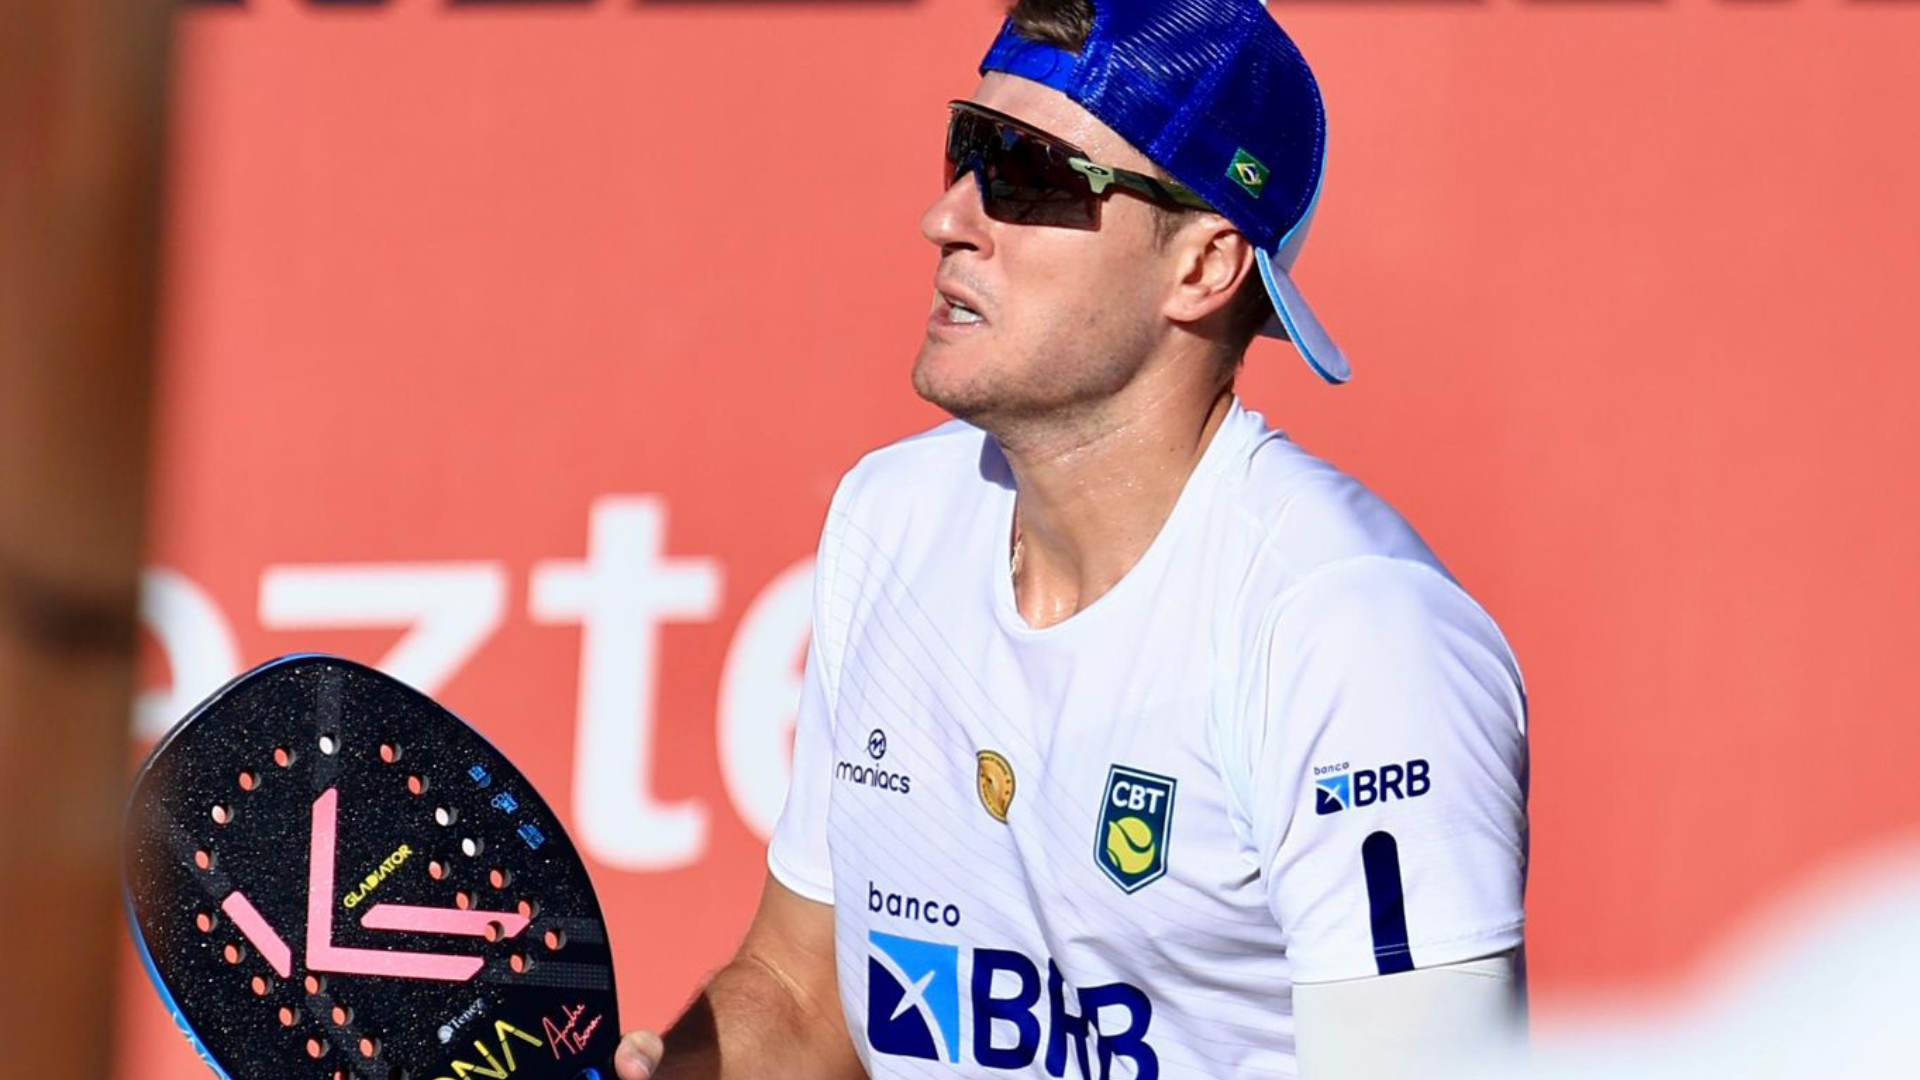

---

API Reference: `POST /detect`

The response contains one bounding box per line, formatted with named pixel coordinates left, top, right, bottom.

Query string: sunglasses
left=945, top=101, right=1215, bottom=229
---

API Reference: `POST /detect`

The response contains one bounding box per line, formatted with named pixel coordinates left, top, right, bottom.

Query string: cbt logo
left=1096, top=766, right=1176, bottom=893
left=866, top=931, right=1158, bottom=1080
left=1314, top=759, right=1430, bottom=815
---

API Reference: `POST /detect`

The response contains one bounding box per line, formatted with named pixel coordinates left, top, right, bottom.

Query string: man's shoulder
left=1218, top=420, right=1447, bottom=587
left=848, top=417, right=987, bottom=477
left=830, top=418, right=998, bottom=515
left=817, top=418, right=1004, bottom=566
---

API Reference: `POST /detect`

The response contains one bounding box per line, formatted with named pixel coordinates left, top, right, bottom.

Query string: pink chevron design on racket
left=359, top=903, right=528, bottom=938
left=305, top=789, right=484, bottom=982
left=221, top=889, right=293, bottom=978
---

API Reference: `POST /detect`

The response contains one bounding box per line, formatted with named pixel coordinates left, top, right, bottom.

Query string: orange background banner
left=124, top=0, right=1920, bottom=1074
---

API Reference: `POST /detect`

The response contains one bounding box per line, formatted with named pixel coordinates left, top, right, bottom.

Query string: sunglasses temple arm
left=1073, top=157, right=1214, bottom=212
left=1123, top=173, right=1214, bottom=212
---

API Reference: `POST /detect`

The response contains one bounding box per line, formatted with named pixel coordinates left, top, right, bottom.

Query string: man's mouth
left=937, top=290, right=986, bottom=326
left=946, top=296, right=983, bottom=324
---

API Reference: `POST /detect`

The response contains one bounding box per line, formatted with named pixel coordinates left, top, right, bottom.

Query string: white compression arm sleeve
left=1292, top=950, right=1524, bottom=1080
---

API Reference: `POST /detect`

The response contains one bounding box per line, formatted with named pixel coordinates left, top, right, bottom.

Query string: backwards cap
left=980, top=0, right=1350, bottom=383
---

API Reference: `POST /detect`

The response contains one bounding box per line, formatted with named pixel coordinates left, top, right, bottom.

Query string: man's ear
left=1163, top=218, right=1258, bottom=328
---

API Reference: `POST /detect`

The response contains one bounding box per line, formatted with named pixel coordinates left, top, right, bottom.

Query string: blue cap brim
left=1256, top=247, right=1350, bottom=384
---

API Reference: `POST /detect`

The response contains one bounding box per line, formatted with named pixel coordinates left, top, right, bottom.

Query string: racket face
left=126, top=655, right=618, bottom=1080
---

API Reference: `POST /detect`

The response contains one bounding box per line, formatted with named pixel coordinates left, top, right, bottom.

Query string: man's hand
left=607, top=874, right=859, bottom=1080
left=613, top=1030, right=666, bottom=1080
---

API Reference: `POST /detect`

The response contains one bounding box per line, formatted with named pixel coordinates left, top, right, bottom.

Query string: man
left=617, top=1, right=1528, bottom=1077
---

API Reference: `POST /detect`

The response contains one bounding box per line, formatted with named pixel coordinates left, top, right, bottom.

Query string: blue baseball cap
left=979, top=0, right=1350, bottom=383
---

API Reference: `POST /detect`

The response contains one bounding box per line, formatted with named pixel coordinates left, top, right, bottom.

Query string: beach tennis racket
left=125, top=654, right=619, bottom=1080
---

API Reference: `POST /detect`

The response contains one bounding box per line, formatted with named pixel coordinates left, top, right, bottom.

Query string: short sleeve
left=768, top=484, right=855, bottom=905
left=1233, top=556, right=1528, bottom=984
left=767, top=638, right=836, bottom=903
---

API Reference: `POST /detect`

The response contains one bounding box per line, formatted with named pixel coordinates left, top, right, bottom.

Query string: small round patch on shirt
left=976, top=750, right=1016, bottom=823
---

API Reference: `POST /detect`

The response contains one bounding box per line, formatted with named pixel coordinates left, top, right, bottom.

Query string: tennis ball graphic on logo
left=1105, top=816, right=1157, bottom=875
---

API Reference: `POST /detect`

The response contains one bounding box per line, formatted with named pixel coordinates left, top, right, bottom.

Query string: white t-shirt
left=769, top=400, right=1528, bottom=1080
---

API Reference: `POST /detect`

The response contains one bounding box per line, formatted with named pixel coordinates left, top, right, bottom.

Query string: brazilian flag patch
left=1096, top=765, right=1177, bottom=893
left=1228, top=148, right=1269, bottom=198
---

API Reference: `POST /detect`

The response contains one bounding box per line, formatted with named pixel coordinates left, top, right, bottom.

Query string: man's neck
left=997, top=382, right=1235, bottom=629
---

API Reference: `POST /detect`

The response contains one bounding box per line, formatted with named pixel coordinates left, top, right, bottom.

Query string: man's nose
left=920, top=166, right=992, bottom=253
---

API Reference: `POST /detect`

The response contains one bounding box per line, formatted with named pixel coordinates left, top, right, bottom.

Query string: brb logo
left=869, top=932, right=962, bottom=1062
left=866, top=931, right=1158, bottom=1080
left=1313, top=759, right=1431, bottom=815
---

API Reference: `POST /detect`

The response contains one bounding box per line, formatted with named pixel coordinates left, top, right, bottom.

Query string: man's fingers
left=613, top=1029, right=666, bottom=1080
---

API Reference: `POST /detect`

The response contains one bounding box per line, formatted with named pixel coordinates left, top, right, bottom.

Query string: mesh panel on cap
left=981, top=0, right=1325, bottom=252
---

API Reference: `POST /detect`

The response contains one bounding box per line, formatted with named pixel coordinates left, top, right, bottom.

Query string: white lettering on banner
left=529, top=496, right=722, bottom=871
left=135, top=568, right=243, bottom=739
left=717, top=558, right=813, bottom=841
left=135, top=495, right=807, bottom=873
left=259, top=563, right=508, bottom=696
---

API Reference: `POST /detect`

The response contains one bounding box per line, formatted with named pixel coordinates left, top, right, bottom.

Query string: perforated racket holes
left=278, top=1006, right=298, bottom=1028
left=488, top=867, right=512, bottom=889
left=305, top=1037, right=327, bottom=1059
left=210, top=803, right=234, bottom=826
left=222, top=942, right=247, bottom=965
left=272, top=746, right=294, bottom=768
left=508, top=952, right=531, bottom=974
left=407, top=775, right=429, bottom=796
left=428, top=858, right=450, bottom=881
left=193, top=848, right=215, bottom=871
left=433, top=806, right=458, bottom=827
left=483, top=920, right=506, bottom=943
left=460, top=836, right=484, bottom=858
left=237, top=769, right=260, bottom=792
left=250, top=975, right=273, bottom=997
left=195, top=911, right=218, bottom=933
left=305, top=974, right=327, bottom=995
left=318, top=733, right=339, bottom=756
left=379, top=742, right=403, bottom=764
left=359, top=1036, right=381, bottom=1059
left=331, top=1004, right=353, bottom=1026
left=515, top=898, right=538, bottom=920
left=543, top=927, right=567, bottom=951
left=454, top=890, right=474, bottom=910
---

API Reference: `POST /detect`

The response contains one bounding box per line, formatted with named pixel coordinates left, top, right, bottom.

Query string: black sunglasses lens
left=944, top=111, right=978, bottom=185
left=945, top=109, right=1101, bottom=229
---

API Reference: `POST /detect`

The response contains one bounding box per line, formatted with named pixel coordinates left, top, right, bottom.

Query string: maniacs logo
left=866, top=931, right=1158, bottom=1079
left=836, top=727, right=911, bottom=795
left=1314, top=759, right=1430, bottom=815
left=1096, top=766, right=1176, bottom=894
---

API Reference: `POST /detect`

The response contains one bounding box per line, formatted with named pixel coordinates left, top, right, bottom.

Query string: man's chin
left=911, top=349, right=994, bottom=422
left=912, top=380, right=994, bottom=424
